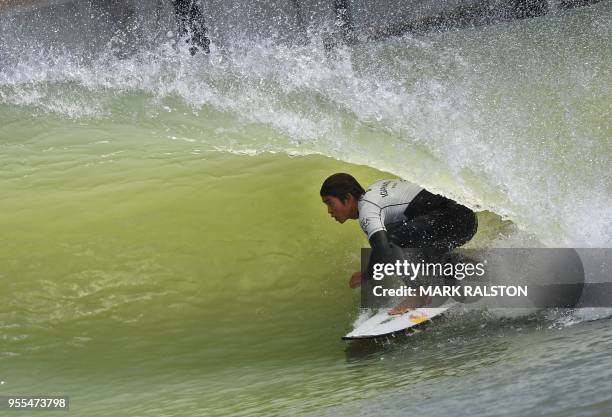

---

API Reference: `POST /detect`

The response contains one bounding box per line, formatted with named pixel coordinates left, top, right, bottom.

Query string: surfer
left=320, top=173, right=477, bottom=314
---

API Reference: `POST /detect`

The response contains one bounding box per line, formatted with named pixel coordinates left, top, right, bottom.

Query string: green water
left=0, top=112, right=527, bottom=417
left=1, top=1, right=611, bottom=416
left=0, top=107, right=609, bottom=417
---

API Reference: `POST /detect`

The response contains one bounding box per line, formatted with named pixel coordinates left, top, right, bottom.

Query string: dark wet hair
left=320, top=173, right=365, bottom=203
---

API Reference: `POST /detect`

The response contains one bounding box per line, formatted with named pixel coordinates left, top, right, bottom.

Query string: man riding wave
left=320, top=173, right=477, bottom=314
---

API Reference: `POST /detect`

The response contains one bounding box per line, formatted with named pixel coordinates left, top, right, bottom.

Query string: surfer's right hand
left=349, top=272, right=362, bottom=288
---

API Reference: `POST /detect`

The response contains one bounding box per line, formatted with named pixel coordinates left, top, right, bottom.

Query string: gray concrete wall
left=349, top=0, right=552, bottom=39
left=351, top=0, right=485, bottom=35
left=0, top=0, right=600, bottom=58
left=0, top=0, right=174, bottom=60
left=195, top=0, right=338, bottom=44
left=199, top=0, right=301, bottom=43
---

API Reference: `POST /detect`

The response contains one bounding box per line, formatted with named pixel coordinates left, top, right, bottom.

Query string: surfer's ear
left=340, top=193, right=354, bottom=207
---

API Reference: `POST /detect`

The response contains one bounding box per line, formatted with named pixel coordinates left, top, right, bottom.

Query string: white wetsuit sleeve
left=359, top=199, right=386, bottom=239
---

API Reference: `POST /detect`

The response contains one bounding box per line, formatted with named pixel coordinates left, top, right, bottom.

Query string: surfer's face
left=322, top=195, right=355, bottom=223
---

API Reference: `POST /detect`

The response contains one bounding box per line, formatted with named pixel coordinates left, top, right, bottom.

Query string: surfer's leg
left=386, top=204, right=477, bottom=250
left=385, top=203, right=477, bottom=314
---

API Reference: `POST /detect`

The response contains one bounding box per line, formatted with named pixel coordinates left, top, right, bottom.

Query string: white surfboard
left=342, top=303, right=456, bottom=340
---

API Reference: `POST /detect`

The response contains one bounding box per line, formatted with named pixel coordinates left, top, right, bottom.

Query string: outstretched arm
left=369, top=231, right=430, bottom=314
left=369, top=230, right=391, bottom=251
left=365, top=230, right=395, bottom=281
left=348, top=231, right=392, bottom=288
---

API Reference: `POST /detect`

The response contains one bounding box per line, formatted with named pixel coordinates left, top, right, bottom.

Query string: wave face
left=1, top=2, right=611, bottom=246
left=0, top=3, right=611, bottom=416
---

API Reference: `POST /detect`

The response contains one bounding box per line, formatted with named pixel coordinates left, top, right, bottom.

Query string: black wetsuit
left=358, top=180, right=477, bottom=270
left=386, top=189, right=477, bottom=250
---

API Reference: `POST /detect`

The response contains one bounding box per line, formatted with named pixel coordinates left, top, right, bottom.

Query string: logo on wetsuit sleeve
left=380, top=181, right=391, bottom=198
left=360, top=218, right=370, bottom=229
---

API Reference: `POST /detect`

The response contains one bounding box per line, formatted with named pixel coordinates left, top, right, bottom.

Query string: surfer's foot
left=388, top=296, right=432, bottom=315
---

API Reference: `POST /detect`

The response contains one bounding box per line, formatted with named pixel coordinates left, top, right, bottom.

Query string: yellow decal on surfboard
left=409, top=312, right=428, bottom=324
